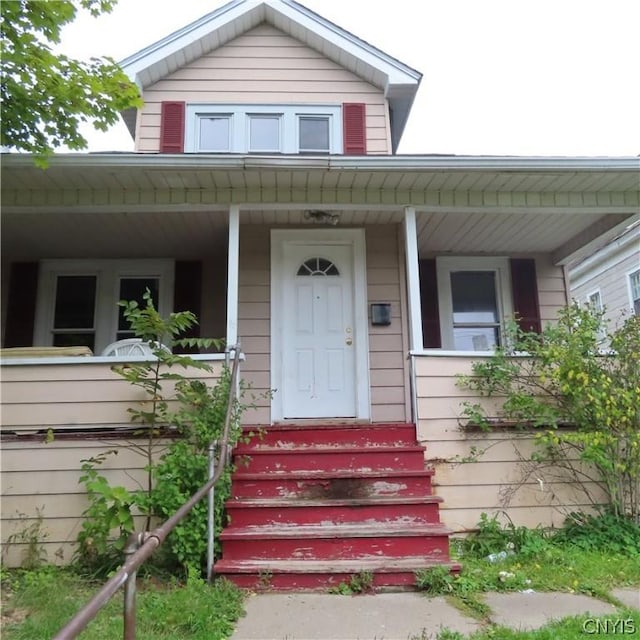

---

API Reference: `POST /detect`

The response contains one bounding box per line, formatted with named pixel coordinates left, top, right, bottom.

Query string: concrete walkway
left=231, top=588, right=639, bottom=640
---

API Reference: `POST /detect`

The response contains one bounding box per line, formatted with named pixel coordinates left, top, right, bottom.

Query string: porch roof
left=2, top=153, right=639, bottom=265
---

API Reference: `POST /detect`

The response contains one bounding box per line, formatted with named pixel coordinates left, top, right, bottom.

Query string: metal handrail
left=53, top=345, right=242, bottom=640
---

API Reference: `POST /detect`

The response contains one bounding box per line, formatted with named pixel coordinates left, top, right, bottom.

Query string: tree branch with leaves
left=1, top=0, right=141, bottom=162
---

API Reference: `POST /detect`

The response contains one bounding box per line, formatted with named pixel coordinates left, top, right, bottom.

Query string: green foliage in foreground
left=417, top=512, right=639, bottom=604
left=1, top=0, right=142, bottom=161
left=1, top=566, right=244, bottom=640
left=458, top=306, right=640, bottom=521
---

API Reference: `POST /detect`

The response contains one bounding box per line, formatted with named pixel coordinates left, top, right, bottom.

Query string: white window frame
left=197, top=114, right=232, bottom=152
left=628, top=268, right=640, bottom=315
left=185, top=104, right=342, bottom=154
left=586, top=289, right=603, bottom=313
left=35, top=260, right=174, bottom=355
left=436, top=256, right=514, bottom=351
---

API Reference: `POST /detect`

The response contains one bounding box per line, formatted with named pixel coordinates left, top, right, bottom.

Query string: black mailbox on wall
left=370, top=303, right=392, bottom=326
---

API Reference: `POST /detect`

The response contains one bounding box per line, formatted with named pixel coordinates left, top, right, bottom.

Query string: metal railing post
left=207, top=440, right=217, bottom=583
left=123, top=532, right=143, bottom=640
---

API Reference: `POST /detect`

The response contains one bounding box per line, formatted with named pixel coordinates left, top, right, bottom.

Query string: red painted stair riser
left=221, top=535, right=450, bottom=560
left=230, top=474, right=434, bottom=499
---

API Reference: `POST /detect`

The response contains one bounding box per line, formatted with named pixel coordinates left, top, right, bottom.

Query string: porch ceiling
left=1, top=211, right=230, bottom=261
left=2, top=154, right=638, bottom=262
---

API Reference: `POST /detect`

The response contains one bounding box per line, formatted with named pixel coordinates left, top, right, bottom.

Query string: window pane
left=296, top=257, right=340, bottom=276
left=249, top=116, right=280, bottom=151
left=200, top=117, right=230, bottom=151
left=630, top=270, right=640, bottom=314
left=54, top=276, right=96, bottom=329
left=453, top=326, right=499, bottom=351
left=451, top=271, right=498, bottom=323
left=588, top=291, right=602, bottom=312
left=299, top=117, right=329, bottom=151
left=118, top=278, right=160, bottom=331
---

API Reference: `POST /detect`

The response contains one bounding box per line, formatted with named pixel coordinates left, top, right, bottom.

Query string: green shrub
left=553, top=511, right=640, bottom=556
left=458, top=305, right=640, bottom=521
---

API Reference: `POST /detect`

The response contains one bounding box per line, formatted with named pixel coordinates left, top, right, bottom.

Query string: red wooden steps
left=214, top=423, right=456, bottom=590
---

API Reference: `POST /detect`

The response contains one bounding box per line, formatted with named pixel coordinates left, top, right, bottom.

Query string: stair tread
left=234, top=444, right=425, bottom=454
left=232, top=468, right=434, bottom=480
left=227, top=495, right=443, bottom=507
left=242, top=423, right=416, bottom=433
left=215, top=557, right=461, bottom=573
left=221, top=522, right=452, bottom=539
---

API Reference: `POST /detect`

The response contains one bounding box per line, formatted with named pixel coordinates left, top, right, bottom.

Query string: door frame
left=270, top=228, right=370, bottom=422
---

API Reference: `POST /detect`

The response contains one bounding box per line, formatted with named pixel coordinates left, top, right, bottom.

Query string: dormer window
left=299, top=116, right=330, bottom=153
left=249, top=114, right=282, bottom=152
left=199, top=115, right=231, bottom=152
left=181, top=104, right=347, bottom=154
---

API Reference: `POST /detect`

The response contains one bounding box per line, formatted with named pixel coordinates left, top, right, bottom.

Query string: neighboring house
left=568, top=222, right=640, bottom=329
left=1, top=0, right=639, bottom=585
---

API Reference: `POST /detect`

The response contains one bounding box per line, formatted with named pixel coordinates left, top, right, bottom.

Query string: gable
left=121, top=0, right=421, bottom=152
left=136, top=24, right=390, bottom=154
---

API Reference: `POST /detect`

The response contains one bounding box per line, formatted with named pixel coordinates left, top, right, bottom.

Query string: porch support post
left=403, top=206, right=423, bottom=352
left=226, top=205, right=240, bottom=347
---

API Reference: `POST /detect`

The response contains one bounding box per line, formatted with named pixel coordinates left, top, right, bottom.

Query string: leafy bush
left=553, top=511, right=640, bottom=556
left=458, top=305, right=640, bottom=521
left=76, top=291, right=248, bottom=576
left=460, top=513, right=551, bottom=560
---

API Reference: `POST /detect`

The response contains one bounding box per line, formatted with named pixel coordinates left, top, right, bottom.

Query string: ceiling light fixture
left=304, top=210, right=340, bottom=225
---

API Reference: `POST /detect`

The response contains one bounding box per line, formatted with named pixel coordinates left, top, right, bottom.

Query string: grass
left=3, top=513, right=638, bottom=640
left=427, top=609, right=640, bottom=639
left=1, top=566, right=244, bottom=640
left=414, top=512, right=640, bottom=639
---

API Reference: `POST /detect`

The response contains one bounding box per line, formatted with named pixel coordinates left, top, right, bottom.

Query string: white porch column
left=226, top=205, right=240, bottom=347
left=403, top=206, right=423, bottom=352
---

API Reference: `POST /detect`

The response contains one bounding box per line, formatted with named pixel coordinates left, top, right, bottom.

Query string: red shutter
left=419, top=259, right=441, bottom=348
left=159, top=101, right=185, bottom=153
left=4, top=262, right=39, bottom=347
left=510, top=258, right=542, bottom=334
left=173, top=261, right=202, bottom=353
left=342, top=103, right=367, bottom=155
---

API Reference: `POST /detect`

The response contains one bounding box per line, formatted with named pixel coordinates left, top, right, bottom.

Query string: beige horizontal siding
left=1, top=438, right=165, bottom=567
left=238, top=226, right=271, bottom=425
left=533, top=253, right=568, bottom=324
left=137, top=23, right=390, bottom=154
left=1, top=361, right=224, bottom=433
left=414, top=355, right=604, bottom=532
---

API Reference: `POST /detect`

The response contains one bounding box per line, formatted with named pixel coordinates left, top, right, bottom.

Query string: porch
left=1, top=153, right=638, bottom=565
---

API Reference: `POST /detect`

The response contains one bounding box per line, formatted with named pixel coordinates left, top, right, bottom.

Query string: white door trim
left=270, top=229, right=370, bottom=422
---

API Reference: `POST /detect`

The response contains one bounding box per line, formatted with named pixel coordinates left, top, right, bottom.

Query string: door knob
left=346, top=338, right=353, bottom=346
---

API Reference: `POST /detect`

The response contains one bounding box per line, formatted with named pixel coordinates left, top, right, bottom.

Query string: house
left=568, top=221, right=640, bottom=328
left=2, top=0, right=639, bottom=586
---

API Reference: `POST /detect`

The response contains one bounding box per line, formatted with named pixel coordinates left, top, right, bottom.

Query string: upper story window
left=199, top=115, right=231, bottom=152
left=629, top=269, right=640, bottom=314
left=184, top=104, right=342, bottom=154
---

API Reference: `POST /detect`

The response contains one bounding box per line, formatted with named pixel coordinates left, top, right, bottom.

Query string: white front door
left=271, top=230, right=369, bottom=421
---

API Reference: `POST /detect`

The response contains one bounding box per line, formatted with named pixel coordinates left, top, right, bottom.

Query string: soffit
left=3, top=155, right=639, bottom=194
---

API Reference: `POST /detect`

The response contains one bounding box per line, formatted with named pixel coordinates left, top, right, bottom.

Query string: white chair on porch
left=100, top=338, right=169, bottom=357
